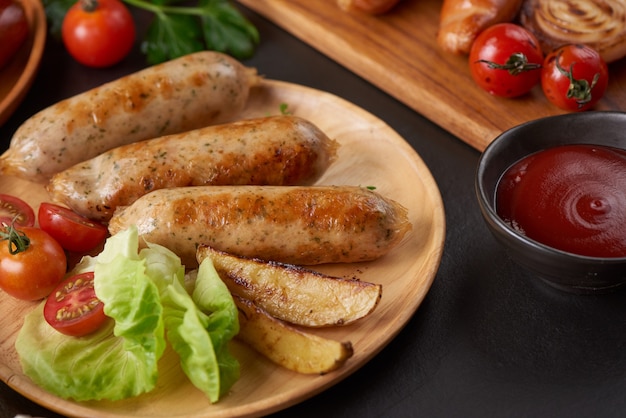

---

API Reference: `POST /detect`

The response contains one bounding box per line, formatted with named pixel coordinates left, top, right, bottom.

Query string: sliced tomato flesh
left=0, top=194, right=35, bottom=227
left=44, top=272, right=107, bottom=337
left=38, top=203, right=108, bottom=252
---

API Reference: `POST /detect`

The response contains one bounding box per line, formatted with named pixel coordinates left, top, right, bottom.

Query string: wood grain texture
left=237, top=0, right=626, bottom=151
left=0, top=80, right=445, bottom=417
left=0, top=0, right=46, bottom=126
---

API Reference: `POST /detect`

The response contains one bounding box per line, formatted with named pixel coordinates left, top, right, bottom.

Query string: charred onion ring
left=520, top=0, right=626, bottom=63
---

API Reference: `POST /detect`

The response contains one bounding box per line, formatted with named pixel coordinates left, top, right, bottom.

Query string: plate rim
left=0, top=79, right=446, bottom=417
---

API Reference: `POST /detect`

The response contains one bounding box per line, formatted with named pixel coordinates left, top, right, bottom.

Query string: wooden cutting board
left=237, top=0, right=626, bottom=151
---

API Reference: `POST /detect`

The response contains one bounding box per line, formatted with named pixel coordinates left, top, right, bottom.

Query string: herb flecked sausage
left=46, top=116, right=339, bottom=222
left=0, top=51, right=261, bottom=183
left=108, top=185, right=412, bottom=267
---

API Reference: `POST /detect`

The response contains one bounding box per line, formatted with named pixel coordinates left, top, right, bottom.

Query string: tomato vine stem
left=0, top=220, right=30, bottom=255
left=476, top=52, right=542, bottom=76
left=554, top=50, right=599, bottom=108
left=122, top=0, right=207, bottom=17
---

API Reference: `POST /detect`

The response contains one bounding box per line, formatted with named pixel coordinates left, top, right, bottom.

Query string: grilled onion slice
left=520, top=0, right=626, bottom=63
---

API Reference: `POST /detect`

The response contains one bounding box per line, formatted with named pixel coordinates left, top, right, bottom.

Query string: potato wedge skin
left=197, top=245, right=382, bottom=327
left=234, top=295, right=353, bottom=375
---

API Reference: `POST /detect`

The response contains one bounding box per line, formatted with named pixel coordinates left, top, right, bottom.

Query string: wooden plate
left=0, top=80, right=445, bottom=417
left=0, top=0, right=47, bottom=127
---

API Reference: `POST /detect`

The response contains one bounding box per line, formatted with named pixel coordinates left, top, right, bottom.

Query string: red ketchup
left=496, top=144, right=626, bottom=258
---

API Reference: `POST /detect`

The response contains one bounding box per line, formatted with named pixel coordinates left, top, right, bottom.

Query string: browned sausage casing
left=337, top=0, right=401, bottom=14
left=0, top=51, right=261, bottom=183
left=47, top=116, right=339, bottom=222
left=108, top=185, right=412, bottom=267
left=437, top=0, right=523, bottom=55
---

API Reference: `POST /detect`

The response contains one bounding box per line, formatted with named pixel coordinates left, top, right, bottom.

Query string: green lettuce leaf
left=93, top=251, right=166, bottom=390
left=15, top=226, right=240, bottom=403
left=190, top=258, right=240, bottom=400
left=16, top=227, right=165, bottom=401
left=16, top=307, right=160, bottom=401
left=141, top=242, right=240, bottom=402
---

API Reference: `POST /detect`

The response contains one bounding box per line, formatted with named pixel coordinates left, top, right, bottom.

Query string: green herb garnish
left=279, top=102, right=291, bottom=115
left=42, top=0, right=259, bottom=64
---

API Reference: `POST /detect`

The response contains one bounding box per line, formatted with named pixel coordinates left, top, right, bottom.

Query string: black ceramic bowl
left=475, top=111, right=626, bottom=294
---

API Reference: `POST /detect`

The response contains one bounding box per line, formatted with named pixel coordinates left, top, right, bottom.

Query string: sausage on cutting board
left=337, top=0, right=401, bottom=14
left=108, top=185, right=412, bottom=267
left=437, top=0, right=523, bottom=54
left=0, top=51, right=261, bottom=183
left=47, top=116, right=339, bottom=222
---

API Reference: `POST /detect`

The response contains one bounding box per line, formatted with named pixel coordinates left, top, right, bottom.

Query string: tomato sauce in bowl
left=496, top=144, right=626, bottom=258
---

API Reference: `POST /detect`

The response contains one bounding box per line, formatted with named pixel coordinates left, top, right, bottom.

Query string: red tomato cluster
left=0, top=195, right=109, bottom=336
left=469, top=23, right=609, bottom=111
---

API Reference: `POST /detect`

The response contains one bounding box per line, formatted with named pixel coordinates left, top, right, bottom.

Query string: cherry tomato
left=0, top=0, right=28, bottom=69
left=541, top=44, right=609, bottom=112
left=0, top=194, right=35, bottom=227
left=44, top=272, right=107, bottom=336
left=38, top=203, right=108, bottom=252
left=0, top=226, right=66, bottom=301
left=469, top=23, right=544, bottom=98
left=62, top=0, right=135, bottom=68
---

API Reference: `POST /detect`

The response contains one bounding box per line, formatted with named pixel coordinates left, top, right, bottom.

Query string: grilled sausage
left=337, top=0, right=401, bottom=14
left=0, top=51, right=261, bottom=183
left=108, top=185, right=412, bottom=267
left=437, top=0, right=523, bottom=55
left=46, top=116, right=339, bottom=222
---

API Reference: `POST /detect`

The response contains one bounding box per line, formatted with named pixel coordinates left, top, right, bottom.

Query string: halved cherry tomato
left=469, top=23, right=544, bottom=98
left=0, top=225, right=67, bottom=301
left=0, top=194, right=35, bottom=227
left=541, top=44, right=609, bottom=112
left=44, top=271, right=107, bottom=337
left=62, top=0, right=136, bottom=68
left=38, top=203, right=108, bottom=252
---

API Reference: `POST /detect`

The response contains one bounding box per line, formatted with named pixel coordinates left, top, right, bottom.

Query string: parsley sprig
left=42, top=0, right=259, bottom=64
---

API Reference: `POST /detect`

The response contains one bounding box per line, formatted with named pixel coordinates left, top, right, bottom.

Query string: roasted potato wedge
left=196, top=245, right=382, bottom=327
left=234, top=295, right=353, bottom=374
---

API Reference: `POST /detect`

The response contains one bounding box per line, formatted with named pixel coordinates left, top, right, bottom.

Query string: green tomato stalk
left=554, top=50, right=599, bottom=108
left=476, top=52, right=542, bottom=76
